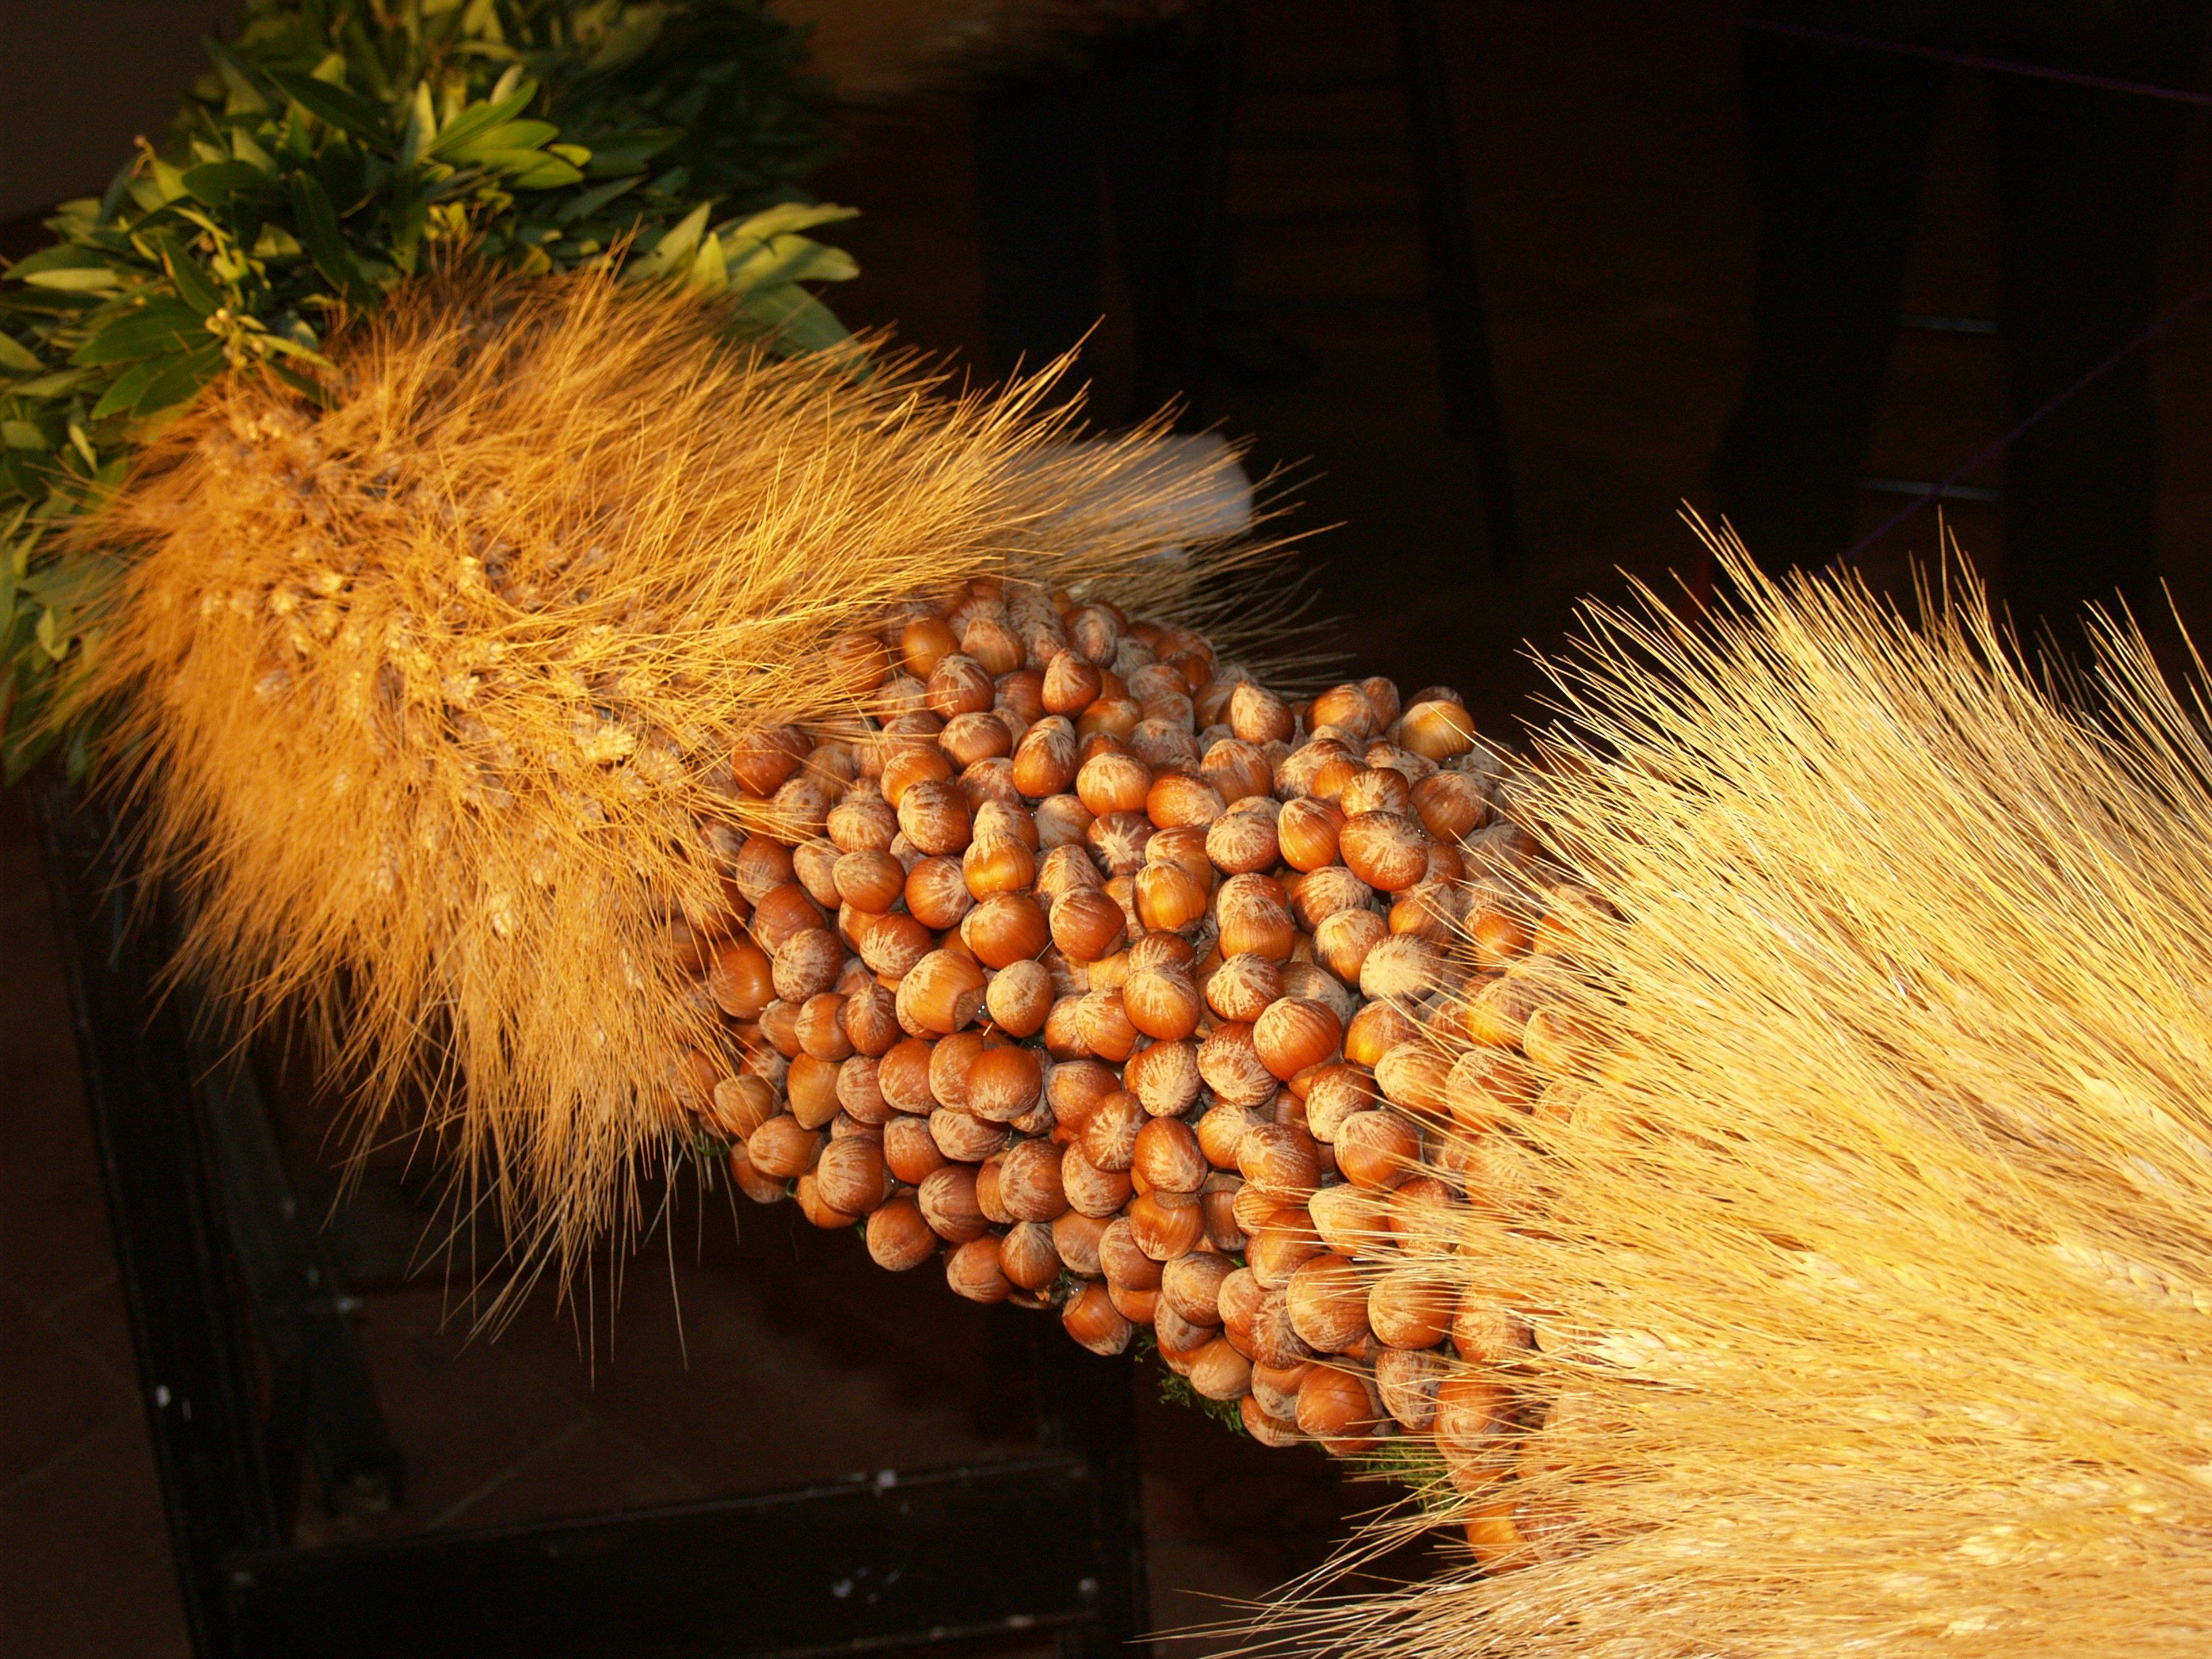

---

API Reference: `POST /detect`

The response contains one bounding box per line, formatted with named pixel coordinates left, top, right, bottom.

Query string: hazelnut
left=1374, top=1347, right=1448, bottom=1431
left=1411, top=770, right=1488, bottom=840
left=882, top=1113, right=945, bottom=1184
left=945, top=1235, right=1012, bottom=1303
left=1125, top=1038, right=1204, bottom=1118
left=962, top=893, right=1050, bottom=968
left=1098, top=1216, right=1164, bottom=1290
left=1189, top=1338, right=1253, bottom=1403
left=834, top=1054, right=892, bottom=1125
left=998, top=1220, right=1063, bottom=1290
left=708, top=939, right=775, bottom=1021
left=1237, top=1121, right=1321, bottom=1195
left=1133, top=861, right=1210, bottom=933
left=1132, top=1116, right=1208, bottom=1194
left=966, top=1044, right=1044, bottom=1122
left=1048, top=886, right=1127, bottom=962
left=1041, top=651, right=1104, bottom=714
left=1161, top=1250, right=1235, bottom=1326
left=1286, top=1253, right=1370, bottom=1353
left=813, top=1134, right=888, bottom=1216
left=1338, top=810, right=1429, bottom=892
left=1368, top=1269, right=1456, bottom=1350
left=833, top=848, right=906, bottom=913
left=928, top=1107, right=1006, bottom=1164
left=1199, top=1022, right=1282, bottom=1108
left=1052, top=1210, right=1109, bottom=1276
left=747, top=1114, right=820, bottom=1182
left=876, top=1036, right=937, bottom=1113
left=897, top=779, right=972, bottom=856
left=1122, top=965, right=1202, bottom=1041
left=1063, top=1280, right=1133, bottom=1355
left=917, top=1164, right=989, bottom=1242
left=1398, top=698, right=1478, bottom=761
left=1062, top=1140, right=1136, bottom=1217
left=998, top=1136, right=1068, bottom=1222
left=772, top=929, right=844, bottom=1004
left=1127, top=1189, right=1206, bottom=1260
left=1252, top=997, right=1343, bottom=1080
left=1296, top=1364, right=1389, bottom=1452
left=1334, top=1109, right=1421, bottom=1190
left=985, top=958, right=1054, bottom=1036
left=896, top=949, right=987, bottom=1036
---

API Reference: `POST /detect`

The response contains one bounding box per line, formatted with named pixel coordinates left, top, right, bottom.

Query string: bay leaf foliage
left=0, top=0, right=859, bottom=781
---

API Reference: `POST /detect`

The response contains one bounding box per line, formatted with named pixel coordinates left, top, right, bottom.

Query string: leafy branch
left=0, top=0, right=854, bottom=782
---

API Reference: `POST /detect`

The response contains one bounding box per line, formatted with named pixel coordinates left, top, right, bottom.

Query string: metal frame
left=34, top=781, right=1149, bottom=1659
left=1189, top=0, right=1521, bottom=575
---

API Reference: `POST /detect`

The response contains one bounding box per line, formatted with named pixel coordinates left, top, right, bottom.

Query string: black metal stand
left=34, top=781, right=1150, bottom=1659
left=1188, top=0, right=1521, bottom=575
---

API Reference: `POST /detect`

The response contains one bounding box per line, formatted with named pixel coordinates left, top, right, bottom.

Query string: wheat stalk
left=83, top=265, right=1277, bottom=1287
left=1255, top=530, right=2212, bottom=1658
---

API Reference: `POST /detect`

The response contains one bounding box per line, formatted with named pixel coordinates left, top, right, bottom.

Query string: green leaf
left=149, top=157, right=192, bottom=205
left=20, top=266, right=123, bottom=294
left=725, top=232, right=859, bottom=295
left=205, top=39, right=269, bottom=116
left=69, top=300, right=206, bottom=365
left=631, top=201, right=710, bottom=279
left=426, top=82, right=539, bottom=161
left=129, top=342, right=226, bottom=420
left=0, top=333, right=41, bottom=373
left=495, top=152, right=585, bottom=190
left=459, top=119, right=559, bottom=155
left=583, top=130, right=680, bottom=176
left=2, top=421, right=47, bottom=451
left=687, top=230, right=726, bottom=294
left=554, top=173, right=642, bottom=224
left=288, top=173, right=369, bottom=304
left=398, top=82, right=438, bottom=171
left=268, top=69, right=392, bottom=149
left=728, top=201, right=861, bottom=241
left=89, top=354, right=176, bottom=422
left=733, top=284, right=853, bottom=355
left=7, top=370, right=91, bottom=401
left=35, top=605, right=71, bottom=661
left=231, top=125, right=276, bottom=174
left=155, top=236, right=226, bottom=316
left=7, top=244, right=115, bottom=278
left=182, top=160, right=281, bottom=209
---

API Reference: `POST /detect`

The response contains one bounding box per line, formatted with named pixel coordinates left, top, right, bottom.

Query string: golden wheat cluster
left=1275, top=545, right=2212, bottom=1659
left=88, top=268, right=1285, bottom=1282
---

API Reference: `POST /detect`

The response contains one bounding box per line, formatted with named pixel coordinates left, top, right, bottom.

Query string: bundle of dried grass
left=1271, top=536, right=2212, bottom=1658
left=85, top=266, right=1260, bottom=1282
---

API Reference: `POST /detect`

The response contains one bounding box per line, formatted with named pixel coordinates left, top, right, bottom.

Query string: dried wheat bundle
left=83, top=266, right=1261, bottom=1280
left=1254, top=535, right=2212, bottom=1659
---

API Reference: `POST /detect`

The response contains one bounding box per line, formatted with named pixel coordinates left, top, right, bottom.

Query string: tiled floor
left=14, top=3, right=2212, bottom=1656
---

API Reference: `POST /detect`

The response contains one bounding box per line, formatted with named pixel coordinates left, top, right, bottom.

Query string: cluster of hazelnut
left=667, top=576, right=1577, bottom=1465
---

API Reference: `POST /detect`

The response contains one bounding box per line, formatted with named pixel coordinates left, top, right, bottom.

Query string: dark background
left=7, top=3, right=2212, bottom=1654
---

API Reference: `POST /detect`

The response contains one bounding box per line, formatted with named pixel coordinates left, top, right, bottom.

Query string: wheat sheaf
left=1255, top=540, right=2212, bottom=1659
left=85, top=267, right=1263, bottom=1285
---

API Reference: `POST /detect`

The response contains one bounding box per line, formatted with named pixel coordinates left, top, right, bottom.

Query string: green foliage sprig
left=0, top=0, right=856, bottom=781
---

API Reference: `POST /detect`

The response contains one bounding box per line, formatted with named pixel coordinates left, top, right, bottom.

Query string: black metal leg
left=33, top=783, right=281, bottom=1655
left=193, top=1038, right=404, bottom=1519
left=1032, top=1326, right=1150, bottom=1658
left=1183, top=0, right=1248, bottom=426
left=1395, top=0, right=1523, bottom=577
